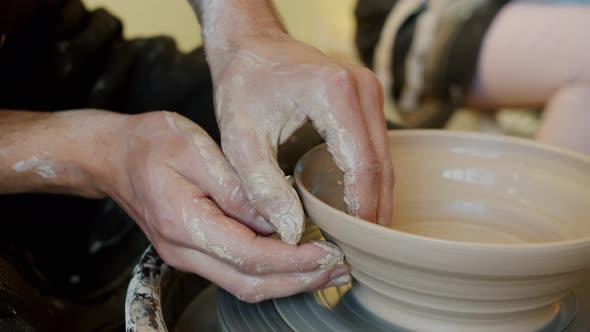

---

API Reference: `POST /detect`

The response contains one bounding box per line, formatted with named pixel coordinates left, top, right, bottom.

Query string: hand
left=210, top=37, right=394, bottom=243
left=101, top=111, right=350, bottom=302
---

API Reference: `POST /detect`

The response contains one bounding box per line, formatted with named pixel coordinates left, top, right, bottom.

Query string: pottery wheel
left=217, top=275, right=590, bottom=332
left=217, top=283, right=398, bottom=332
left=213, top=222, right=590, bottom=332
left=216, top=222, right=398, bottom=332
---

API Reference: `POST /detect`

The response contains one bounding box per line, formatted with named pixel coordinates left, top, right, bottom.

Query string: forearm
left=0, top=110, right=121, bottom=198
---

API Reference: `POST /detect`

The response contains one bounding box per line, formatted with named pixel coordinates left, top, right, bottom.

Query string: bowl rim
left=294, top=129, right=590, bottom=252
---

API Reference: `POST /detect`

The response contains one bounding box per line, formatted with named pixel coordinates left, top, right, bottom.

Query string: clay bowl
left=294, top=130, right=590, bottom=332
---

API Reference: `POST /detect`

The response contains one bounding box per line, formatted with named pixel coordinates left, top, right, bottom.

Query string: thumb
left=222, top=129, right=304, bottom=244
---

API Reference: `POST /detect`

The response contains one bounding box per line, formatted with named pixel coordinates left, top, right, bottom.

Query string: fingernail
left=311, top=241, right=345, bottom=270
left=329, top=266, right=349, bottom=280
left=256, top=216, right=276, bottom=234
left=324, top=273, right=351, bottom=288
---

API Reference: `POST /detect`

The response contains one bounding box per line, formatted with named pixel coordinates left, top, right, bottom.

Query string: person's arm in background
left=188, top=0, right=395, bottom=243
left=355, top=0, right=512, bottom=129
left=0, top=109, right=351, bottom=302
left=356, top=0, right=590, bottom=157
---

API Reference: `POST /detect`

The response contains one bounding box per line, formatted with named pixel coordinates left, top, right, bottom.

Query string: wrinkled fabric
left=355, top=0, right=508, bottom=128
left=0, top=0, right=63, bottom=34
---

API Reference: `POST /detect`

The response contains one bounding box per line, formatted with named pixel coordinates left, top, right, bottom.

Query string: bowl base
left=350, top=283, right=576, bottom=332
left=214, top=281, right=588, bottom=332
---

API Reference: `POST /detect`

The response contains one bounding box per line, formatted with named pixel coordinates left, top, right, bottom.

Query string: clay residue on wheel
left=125, top=246, right=171, bottom=332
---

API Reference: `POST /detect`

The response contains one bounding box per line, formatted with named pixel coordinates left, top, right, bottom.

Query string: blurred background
left=82, top=0, right=539, bottom=136
left=82, top=0, right=358, bottom=60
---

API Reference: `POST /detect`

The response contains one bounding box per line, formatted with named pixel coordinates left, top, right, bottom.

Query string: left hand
left=209, top=36, right=394, bottom=243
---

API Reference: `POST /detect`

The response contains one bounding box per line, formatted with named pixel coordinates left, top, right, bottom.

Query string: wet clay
left=295, top=130, right=590, bottom=332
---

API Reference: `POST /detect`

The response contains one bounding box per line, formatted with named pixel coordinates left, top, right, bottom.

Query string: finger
left=349, top=67, right=395, bottom=227
left=153, top=174, right=345, bottom=274
left=164, top=112, right=275, bottom=235
left=165, top=245, right=351, bottom=303
left=221, top=121, right=305, bottom=244
left=180, top=199, right=345, bottom=274
left=307, top=70, right=381, bottom=222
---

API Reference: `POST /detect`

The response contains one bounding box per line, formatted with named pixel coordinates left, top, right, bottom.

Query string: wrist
left=0, top=109, right=127, bottom=198
left=205, top=32, right=290, bottom=80
left=189, top=0, right=289, bottom=74
left=48, top=110, right=128, bottom=199
left=46, top=110, right=127, bottom=198
left=77, top=110, right=130, bottom=199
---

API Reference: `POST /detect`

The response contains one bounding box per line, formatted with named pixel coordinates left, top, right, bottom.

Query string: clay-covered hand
left=102, top=111, right=350, bottom=302
left=210, top=37, right=394, bottom=244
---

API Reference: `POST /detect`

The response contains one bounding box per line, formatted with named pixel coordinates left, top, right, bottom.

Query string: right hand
left=209, top=37, right=394, bottom=244
left=98, top=111, right=350, bottom=302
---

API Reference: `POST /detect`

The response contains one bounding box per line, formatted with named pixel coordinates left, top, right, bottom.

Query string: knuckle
left=382, top=160, right=395, bottom=186
left=353, top=66, right=383, bottom=101
left=221, top=179, right=246, bottom=204
left=358, top=157, right=382, bottom=177
left=367, top=74, right=384, bottom=95
left=359, top=67, right=379, bottom=83
left=326, top=69, right=356, bottom=93
left=240, top=260, right=262, bottom=275
left=355, top=66, right=375, bottom=79
left=234, top=280, right=265, bottom=303
left=382, top=159, right=395, bottom=176
left=242, top=171, right=296, bottom=214
left=242, top=172, right=272, bottom=202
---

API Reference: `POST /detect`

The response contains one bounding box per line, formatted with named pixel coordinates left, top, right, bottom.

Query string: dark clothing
left=355, top=0, right=510, bottom=128
left=1, top=1, right=218, bottom=331
left=0, top=1, right=219, bottom=138
left=354, top=0, right=397, bottom=69
left=0, top=0, right=63, bottom=35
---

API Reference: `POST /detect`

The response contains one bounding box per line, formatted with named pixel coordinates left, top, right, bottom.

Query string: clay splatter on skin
left=12, top=155, right=59, bottom=179
left=240, top=169, right=302, bottom=243
left=310, top=106, right=362, bottom=216
left=295, top=272, right=315, bottom=285
left=191, top=8, right=368, bottom=240
left=311, top=241, right=345, bottom=270
left=209, top=242, right=244, bottom=266
left=164, top=113, right=178, bottom=132
left=237, top=276, right=264, bottom=303
left=325, top=274, right=351, bottom=288
left=232, top=74, right=245, bottom=87
left=182, top=207, right=207, bottom=249
left=213, top=47, right=367, bottom=240
left=191, top=134, right=232, bottom=189
left=183, top=205, right=245, bottom=266
left=162, top=112, right=232, bottom=191
left=255, top=262, right=269, bottom=274
left=189, top=0, right=223, bottom=43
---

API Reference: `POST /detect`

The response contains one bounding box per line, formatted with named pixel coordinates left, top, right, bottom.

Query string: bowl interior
left=296, top=130, right=590, bottom=244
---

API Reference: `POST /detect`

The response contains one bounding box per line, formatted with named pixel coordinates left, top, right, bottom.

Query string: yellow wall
left=83, top=0, right=202, bottom=51
left=83, top=0, right=358, bottom=62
